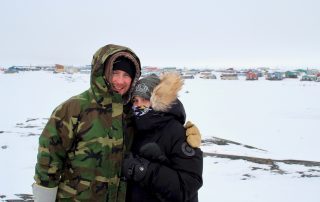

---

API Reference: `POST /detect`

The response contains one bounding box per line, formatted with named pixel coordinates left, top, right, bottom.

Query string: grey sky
left=1, top=0, right=319, bottom=68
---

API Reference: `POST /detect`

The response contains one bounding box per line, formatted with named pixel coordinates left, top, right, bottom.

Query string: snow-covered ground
left=0, top=71, right=319, bottom=201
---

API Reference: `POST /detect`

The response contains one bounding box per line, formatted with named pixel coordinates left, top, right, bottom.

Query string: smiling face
left=109, top=70, right=132, bottom=95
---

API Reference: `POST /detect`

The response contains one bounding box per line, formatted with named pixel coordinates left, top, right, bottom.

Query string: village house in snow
left=300, top=75, right=317, bottom=81
left=246, top=71, right=258, bottom=80
left=141, top=66, right=162, bottom=77
left=199, top=71, right=217, bottom=79
left=265, top=72, right=283, bottom=80
left=54, top=64, right=81, bottom=74
left=285, top=71, right=298, bottom=78
left=220, top=72, right=238, bottom=80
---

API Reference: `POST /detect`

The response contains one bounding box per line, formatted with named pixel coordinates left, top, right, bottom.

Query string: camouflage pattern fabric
left=34, top=44, right=141, bottom=201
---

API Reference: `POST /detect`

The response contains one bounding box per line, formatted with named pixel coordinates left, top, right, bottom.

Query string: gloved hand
left=184, top=121, right=201, bottom=148
left=122, top=153, right=150, bottom=182
left=139, top=142, right=169, bottom=164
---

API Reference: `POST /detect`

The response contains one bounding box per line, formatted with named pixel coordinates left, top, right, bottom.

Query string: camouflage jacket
left=34, top=44, right=141, bottom=201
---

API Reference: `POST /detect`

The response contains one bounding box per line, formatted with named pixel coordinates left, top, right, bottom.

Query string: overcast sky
left=1, top=0, right=319, bottom=68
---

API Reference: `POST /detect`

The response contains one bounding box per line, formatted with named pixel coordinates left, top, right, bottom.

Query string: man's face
left=110, top=70, right=132, bottom=95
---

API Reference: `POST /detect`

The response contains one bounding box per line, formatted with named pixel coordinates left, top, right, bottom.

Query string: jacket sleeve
left=141, top=125, right=203, bottom=202
left=34, top=101, right=78, bottom=188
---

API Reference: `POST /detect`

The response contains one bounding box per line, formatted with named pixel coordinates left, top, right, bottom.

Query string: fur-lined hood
left=151, top=72, right=184, bottom=112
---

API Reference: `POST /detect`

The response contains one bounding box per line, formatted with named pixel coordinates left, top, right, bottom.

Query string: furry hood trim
left=151, top=72, right=184, bottom=112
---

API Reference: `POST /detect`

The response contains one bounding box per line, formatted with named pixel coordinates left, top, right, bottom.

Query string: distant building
left=285, top=71, right=298, bottom=78
left=246, top=71, right=258, bottom=80
left=54, top=64, right=65, bottom=73
left=4, top=66, right=19, bottom=74
left=181, top=71, right=195, bottom=79
left=65, top=66, right=80, bottom=74
left=220, top=73, right=238, bottom=80
left=199, top=71, right=216, bottom=79
left=141, top=66, right=161, bottom=77
left=300, top=75, right=317, bottom=81
left=79, top=65, right=91, bottom=74
left=265, top=72, right=283, bottom=80
left=162, top=67, right=181, bottom=74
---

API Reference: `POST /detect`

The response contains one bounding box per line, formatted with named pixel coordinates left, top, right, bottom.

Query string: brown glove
left=184, top=121, right=201, bottom=148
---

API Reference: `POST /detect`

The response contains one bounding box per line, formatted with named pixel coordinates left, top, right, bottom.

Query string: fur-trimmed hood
left=151, top=72, right=184, bottom=112
left=133, top=73, right=186, bottom=131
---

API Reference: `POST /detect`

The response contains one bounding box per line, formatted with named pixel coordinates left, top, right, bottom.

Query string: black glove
left=139, top=142, right=169, bottom=164
left=122, top=153, right=150, bottom=182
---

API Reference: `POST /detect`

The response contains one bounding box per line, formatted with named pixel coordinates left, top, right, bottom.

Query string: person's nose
left=115, top=75, right=125, bottom=84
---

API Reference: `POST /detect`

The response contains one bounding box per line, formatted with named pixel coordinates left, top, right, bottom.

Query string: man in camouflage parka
left=33, top=44, right=141, bottom=201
